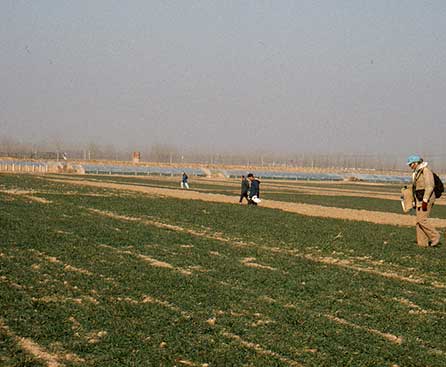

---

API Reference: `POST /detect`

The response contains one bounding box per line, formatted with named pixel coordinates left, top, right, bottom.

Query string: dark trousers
left=239, top=192, right=249, bottom=203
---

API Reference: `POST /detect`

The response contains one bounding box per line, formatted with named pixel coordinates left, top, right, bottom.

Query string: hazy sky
left=1, top=1, right=446, bottom=155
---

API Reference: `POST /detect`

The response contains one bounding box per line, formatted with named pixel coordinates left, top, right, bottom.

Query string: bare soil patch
left=111, top=295, right=191, bottom=319
left=221, top=330, right=304, bottom=367
left=0, top=189, right=51, bottom=204
left=30, top=249, right=94, bottom=276
left=240, top=257, right=276, bottom=271
left=99, top=244, right=192, bottom=276
left=324, top=315, right=403, bottom=345
left=0, top=318, right=84, bottom=367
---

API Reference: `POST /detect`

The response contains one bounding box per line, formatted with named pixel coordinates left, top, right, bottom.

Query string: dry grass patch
left=99, top=244, right=193, bottom=276
left=111, top=295, right=191, bottom=319
left=175, top=358, right=209, bottom=367
left=31, top=295, right=99, bottom=305
left=240, top=257, right=276, bottom=271
left=0, top=318, right=84, bottom=367
left=0, top=189, right=52, bottom=204
left=222, top=330, right=304, bottom=367
left=324, top=314, right=403, bottom=345
left=29, top=249, right=94, bottom=276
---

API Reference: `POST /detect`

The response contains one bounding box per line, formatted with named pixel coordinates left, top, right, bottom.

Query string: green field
left=1, top=173, right=446, bottom=366
left=54, top=174, right=446, bottom=218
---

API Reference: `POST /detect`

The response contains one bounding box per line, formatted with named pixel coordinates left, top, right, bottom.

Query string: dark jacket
left=182, top=173, right=188, bottom=183
left=241, top=178, right=249, bottom=193
left=249, top=179, right=260, bottom=198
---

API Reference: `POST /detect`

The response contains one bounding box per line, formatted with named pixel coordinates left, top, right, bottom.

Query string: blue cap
left=407, top=154, right=422, bottom=165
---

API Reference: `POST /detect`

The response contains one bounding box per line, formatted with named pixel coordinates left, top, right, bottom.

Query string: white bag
left=400, top=187, right=414, bottom=213
left=252, top=195, right=261, bottom=204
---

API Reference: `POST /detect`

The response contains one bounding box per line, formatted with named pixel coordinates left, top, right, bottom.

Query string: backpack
left=433, top=172, right=444, bottom=198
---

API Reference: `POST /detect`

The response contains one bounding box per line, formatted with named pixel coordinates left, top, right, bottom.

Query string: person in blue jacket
left=181, top=172, right=189, bottom=189
left=247, top=173, right=260, bottom=206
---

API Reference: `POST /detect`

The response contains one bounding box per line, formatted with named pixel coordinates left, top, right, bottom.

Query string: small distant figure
left=181, top=172, right=189, bottom=189
left=239, top=175, right=250, bottom=204
left=407, top=154, right=441, bottom=247
left=61, top=152, right=68, bottom=172
left=247, top=173, right=261, bottom=206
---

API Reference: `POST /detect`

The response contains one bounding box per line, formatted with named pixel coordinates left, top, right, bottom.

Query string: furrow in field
left=31, top=295, right=99, bottom=305
left=303, top=254, right=424, bottom=286
left=88, top=208, right=446, bottom=289
left=80, top=208, right=446, bottom=355
left=1, top=251, right=106, bottom=302
left=221, top=331, right=304, bottom=367
left=390, top=297, right=446, bottom=316
left=240, top=257, right=277, bottom=271
left=0, top=318, right=84, bottom=367
left=254, top=297, right=407, bottom=348
left=175, top=359, right=209, bottom=367
left=29, top=250, right=92, bottom=276
left=95, top=293, right=298, bottom=366
left=0, top=189, right=52, bottom=204
left=110, top=295, right=191, bottom=319
left=27, top=249, right=116, bottom=284
left=268, top=248, right=446, bottom=289
left=99, top=244, right=192, bottom=276
left=21, top=243, right=437, bottom=360
left=87, top=207, right=252, bottom=247
left=230, top=264, right=444, bottom=354
left=323, top=314, right=403, bottom=345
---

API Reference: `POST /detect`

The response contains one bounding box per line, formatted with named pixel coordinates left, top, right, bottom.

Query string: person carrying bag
left=407, top=154, right=441, bottom=247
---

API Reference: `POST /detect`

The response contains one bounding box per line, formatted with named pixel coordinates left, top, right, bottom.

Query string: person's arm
left=423, top=169, right=435, bottom=203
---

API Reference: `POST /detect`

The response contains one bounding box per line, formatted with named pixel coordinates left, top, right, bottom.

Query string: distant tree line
left=1, top=136, right=445, bottom=172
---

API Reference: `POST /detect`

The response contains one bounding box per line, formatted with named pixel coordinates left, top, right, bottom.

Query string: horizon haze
left=1, top=1, right=446, bottom=158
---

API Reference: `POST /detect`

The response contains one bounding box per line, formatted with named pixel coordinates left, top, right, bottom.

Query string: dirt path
left=47, top=178, right=446, bottom=228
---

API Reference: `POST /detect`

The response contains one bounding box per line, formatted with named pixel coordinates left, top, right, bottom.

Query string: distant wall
left=0, top=161, right=48, bottom=173
left=0, top=160, right=85, bottom=174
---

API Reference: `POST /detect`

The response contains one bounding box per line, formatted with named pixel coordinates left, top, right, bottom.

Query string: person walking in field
left=239, top=175, right=250, bottom=204
left=181, top=172, right=189, bottom=189
left=407, top=154, right=441, bottom=247
left=247, top=173, right=261, bottom=206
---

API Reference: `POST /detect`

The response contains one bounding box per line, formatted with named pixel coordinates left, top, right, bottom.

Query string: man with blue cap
left=407, top=154, right=441, bottom=247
